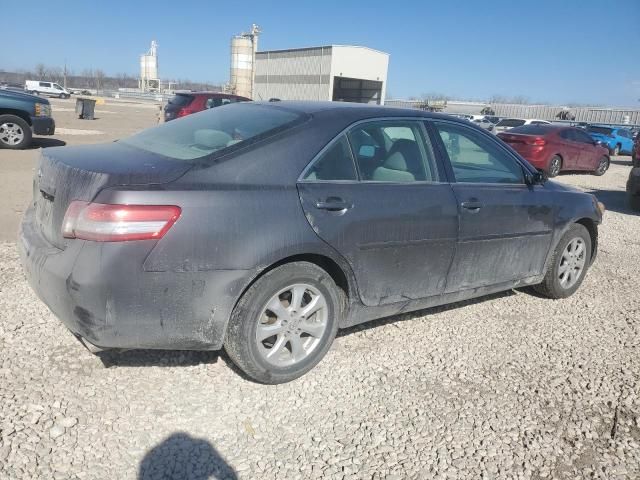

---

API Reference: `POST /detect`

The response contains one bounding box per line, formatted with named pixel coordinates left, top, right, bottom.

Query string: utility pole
left=63, top=60, right=67, bottom=89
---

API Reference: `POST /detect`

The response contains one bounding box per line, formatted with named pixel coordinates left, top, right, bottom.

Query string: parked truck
left=0, top=89, right=55, bottom=149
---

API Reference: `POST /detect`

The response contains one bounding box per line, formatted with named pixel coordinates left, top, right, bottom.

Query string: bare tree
left=94, top=69, right=106, bottom=91
left=35, top=63, right=46, bottom=79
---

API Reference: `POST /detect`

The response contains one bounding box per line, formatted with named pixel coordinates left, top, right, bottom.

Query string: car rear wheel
left=224, top=262, right=342, bottom=384
left=0, top=115, right=32, bottom=149
left=548, top=155, right=562, bottom=177
left=593, top=156, right=609, bottom=176
left=534, top=223, right=591, bottom=299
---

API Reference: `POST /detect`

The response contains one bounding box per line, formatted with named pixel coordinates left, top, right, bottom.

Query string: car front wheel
left=0, top=115, right=32, bottom=149
left=224, top=262, right=342, bottom=384
left=534, top=223, right=592, bottom=299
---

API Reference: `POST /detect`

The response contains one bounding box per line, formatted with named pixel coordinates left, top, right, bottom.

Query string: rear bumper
left=19, top=207, right=249, bottom=350
left=31, top=116, right=55, bottom=135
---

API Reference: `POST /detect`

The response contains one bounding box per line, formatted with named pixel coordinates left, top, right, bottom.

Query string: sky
left=2, top=0, right=639, bottom=106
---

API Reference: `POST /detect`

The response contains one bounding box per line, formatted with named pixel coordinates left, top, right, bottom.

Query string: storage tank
left=230, top=25, right=260, bottom=99
left=230, top=36, right=254, bottom=98
left=140, top=41, right=158, bottom=87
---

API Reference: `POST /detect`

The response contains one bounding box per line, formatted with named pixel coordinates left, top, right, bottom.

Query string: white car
left=25, top=80, right=71, bottom=99
left=469, top=115, right=496, bottom=132
left=494, top=118, right=551, bottom=133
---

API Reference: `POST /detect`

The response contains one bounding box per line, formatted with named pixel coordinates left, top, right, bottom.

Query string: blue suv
left=586, top=125, right=634, bottom=156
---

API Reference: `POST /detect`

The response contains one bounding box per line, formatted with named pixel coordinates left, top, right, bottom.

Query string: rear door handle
left=461, top=200, right=483, bottom=211
left=315, top=199, right=352, bottom=212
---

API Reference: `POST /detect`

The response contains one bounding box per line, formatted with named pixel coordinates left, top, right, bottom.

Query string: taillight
left=528, top=137, right=547, bottom=146
left=176, top=107, right=190, bottom=118
left=62, top=202, right=181, bottom=242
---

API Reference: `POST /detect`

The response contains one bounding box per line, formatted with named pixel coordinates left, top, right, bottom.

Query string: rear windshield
left=507, top=125, right=554, bottom=135
left=497, top=119, right=526, bottom=127
left=120, top=103, right=303, bottom=160
left=167, top=94, right=194, bottom=106
left=587, top=126, right=613, bottom=135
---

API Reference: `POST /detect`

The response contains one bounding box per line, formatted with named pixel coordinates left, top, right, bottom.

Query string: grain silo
left=139, top=40, right=159, bottom=92
left=230, top=24, right=260, bottom=99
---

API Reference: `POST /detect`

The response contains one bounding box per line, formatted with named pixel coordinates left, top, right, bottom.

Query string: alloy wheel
left=558, top=238, right=586, bottom=289
left=255, top=283, right=329, bottom=367
left=596, top=158, right=608, bottom=175
left=549, top=157, right=561, bottom=177
left=0, top=122, right=25, bottom=146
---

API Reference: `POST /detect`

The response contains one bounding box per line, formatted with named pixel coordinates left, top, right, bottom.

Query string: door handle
left=315, top=199, right=352, bottom=212
left=461, top=200, right=483, bottom=211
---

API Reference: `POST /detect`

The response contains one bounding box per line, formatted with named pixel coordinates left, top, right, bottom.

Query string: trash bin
left=75, top=98, right=96, bottom=120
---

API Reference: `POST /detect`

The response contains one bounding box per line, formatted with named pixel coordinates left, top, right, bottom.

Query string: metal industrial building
left=253, top=45, right=389, bottom=104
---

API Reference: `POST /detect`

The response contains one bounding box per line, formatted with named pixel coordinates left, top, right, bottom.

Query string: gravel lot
left=0, top=104, right=639, bottom=478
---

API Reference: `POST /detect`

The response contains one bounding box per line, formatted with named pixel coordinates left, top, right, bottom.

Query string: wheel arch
left=0, top=109, right=32, bottom=126
left=575, top=217, right=598, bottom=265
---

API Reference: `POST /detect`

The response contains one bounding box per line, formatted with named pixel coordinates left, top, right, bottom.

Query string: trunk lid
left=32, top=142, right=193, bottom=249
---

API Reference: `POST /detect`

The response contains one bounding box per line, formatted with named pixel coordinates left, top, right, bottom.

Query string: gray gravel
left=1, top=160, right=639, bottom=479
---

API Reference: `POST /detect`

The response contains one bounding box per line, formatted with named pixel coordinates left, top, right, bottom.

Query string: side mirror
left=358, top=145, right=375, bottom=158
left=526, top=171, right=546, bottom=185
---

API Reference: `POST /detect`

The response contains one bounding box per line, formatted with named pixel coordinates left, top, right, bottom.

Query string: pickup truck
left=0, top=89, right=55, bottom=149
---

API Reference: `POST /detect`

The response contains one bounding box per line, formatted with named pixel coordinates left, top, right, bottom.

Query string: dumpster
left=75, top=98, right=96, bottom=120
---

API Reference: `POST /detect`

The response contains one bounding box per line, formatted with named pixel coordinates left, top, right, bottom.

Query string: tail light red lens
left=529, top=137, right=547, bottom=146
left=177, top=108, right=190, bottom=118
left=62, top=202, right=181, bottom=242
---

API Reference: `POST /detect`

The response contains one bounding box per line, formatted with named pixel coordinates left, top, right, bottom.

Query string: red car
left=164, top=92, right=250, bottom=121
left=498, top=125, right=610, bottom=177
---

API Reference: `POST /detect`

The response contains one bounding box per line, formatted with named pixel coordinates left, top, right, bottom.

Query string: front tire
left=593, top=156, right=609, bottom=176
left=224, top=262, right=342, bottom=384
left=534, top=224, right=592, bottom=299
left=0, top=115, right=32, bottom=149
left=548, top=155, right=562, bottom=177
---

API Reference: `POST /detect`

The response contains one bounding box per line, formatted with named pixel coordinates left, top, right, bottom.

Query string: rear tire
left=534, top=224, right=591, bottom=299
left=0, top=115, right=32, bottom=150
left=224, top=262, right=342, bottom=384
left=629, top=194, right=640, bottom=211
left=548, top=155, right=562, bottom=177
left=593, top=156, right=609, bottom=176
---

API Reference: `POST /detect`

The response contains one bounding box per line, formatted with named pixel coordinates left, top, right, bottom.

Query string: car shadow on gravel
left=585, top=189, right=638, bottom=216
left=26, top=138, right=67, bottom=149
left=97, top=349, right=220, bottom=368
left=139, top=432, right=237, bottom=480
left=609, top=158, right=633, bottom=167
left=338, top=290, right=516, bottom=338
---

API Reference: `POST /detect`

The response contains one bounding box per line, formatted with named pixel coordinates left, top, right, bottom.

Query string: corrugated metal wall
left=492, top=104, right=640, bottom=125
left=254, top=47, right=332, bottom=101
left=385, top=100, right=640, bottom=126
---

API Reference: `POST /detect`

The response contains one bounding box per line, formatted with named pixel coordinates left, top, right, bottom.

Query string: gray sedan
left=19, top=102, right=604, bottom=383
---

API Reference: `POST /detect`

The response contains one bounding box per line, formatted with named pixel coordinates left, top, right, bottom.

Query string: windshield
left=587, top=126, right=613, bottom=135
left=120, top=103, right=303, bottom=160
left=497, top=119, right=525, bottom=127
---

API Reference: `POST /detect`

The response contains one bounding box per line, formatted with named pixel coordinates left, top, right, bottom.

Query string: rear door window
left=434, top=122, right=525, bottom=184
left=302, top=135, right=357, bottom=181
left=347, top=121, right=437, bottom=182
left=573, top=129, right=596, bottom=144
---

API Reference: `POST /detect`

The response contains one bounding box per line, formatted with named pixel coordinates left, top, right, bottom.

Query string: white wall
left=330, top=46, right=389, bottom=104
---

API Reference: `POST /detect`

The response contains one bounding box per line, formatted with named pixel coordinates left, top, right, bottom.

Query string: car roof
left=249, top=100, right=458, bottom=121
